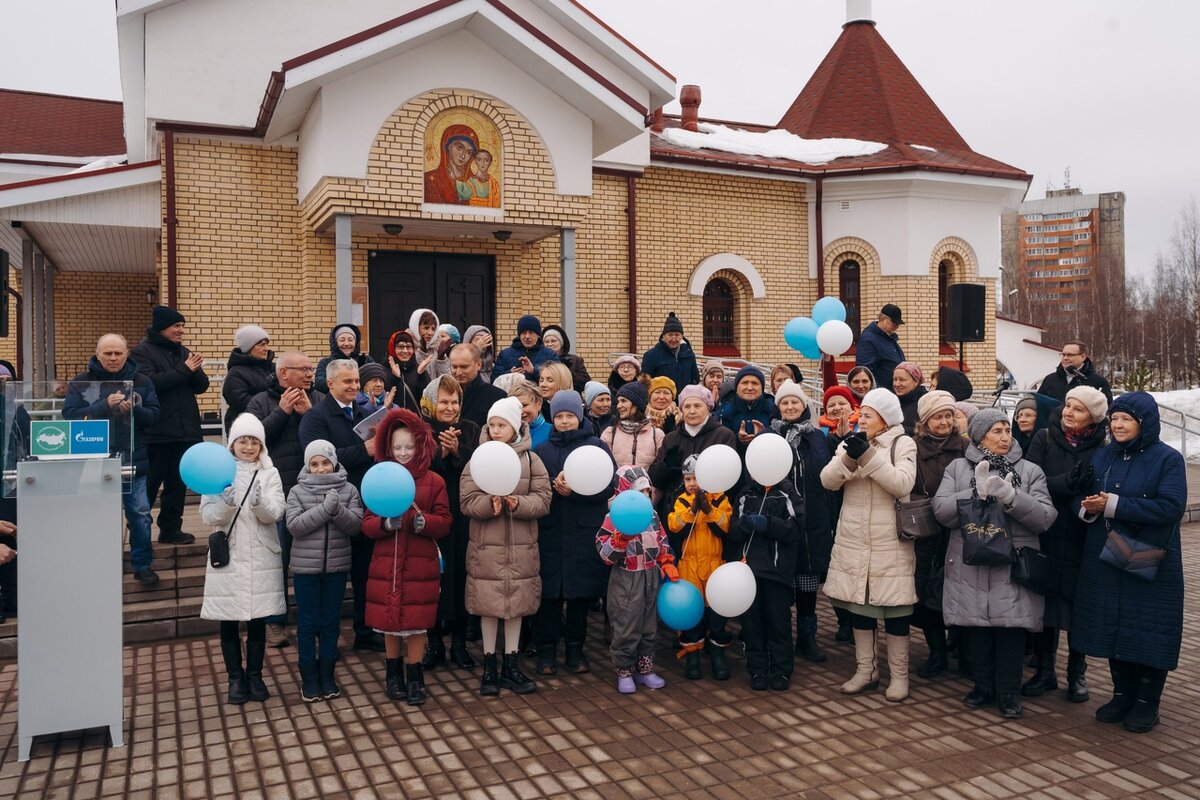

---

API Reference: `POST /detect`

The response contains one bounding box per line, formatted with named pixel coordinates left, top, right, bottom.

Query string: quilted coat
left=427, top=415, right=479, bottom=622
left=284, top=464, right=364, bottom=575
left=460, top=424, right=552, bottom=618
left=820, top=424, right=918, bottom=607
left=1072, top=392, right=1187, bottom=671
left=222, top=348, right=275, bottom=432
left=932, top=440, right=1056, bottom=631
left=200, top=416, right=286, bottom=621
left=360, top=409, right=452, bottom=633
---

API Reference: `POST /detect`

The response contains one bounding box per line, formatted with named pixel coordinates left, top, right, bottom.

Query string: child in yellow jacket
left=666, top=455, right=734, bottom=680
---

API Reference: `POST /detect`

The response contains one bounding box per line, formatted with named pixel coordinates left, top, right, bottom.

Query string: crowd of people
left=21, top=303, right=1184, bottom=735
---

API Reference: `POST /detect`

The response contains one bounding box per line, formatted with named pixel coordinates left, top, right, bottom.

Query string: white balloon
left=745, top=433, right=793, bottom=487
left=694, top=444, right=742, bottom=494
left=705, top=561, right=757, bottom=617
left=563, top=445, right=615, bottom=496
left=469, top=440, right=522, bottom=496
left=816, top=320, right=854, bottom=356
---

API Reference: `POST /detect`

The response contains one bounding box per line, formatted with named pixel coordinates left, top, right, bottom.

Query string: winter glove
left=661, top=563, right=680, bottom=583
left=694, top=493, right=711, bottom=513
left=974, top=461, right=993, bottom=499
left=249, top=484, right=262, bottom=507
left=843, top=432, right=869, bottom=460
left=739, top=514, right=769, bottom=534
left=1067, top=462, right=1094, bottom=493
left=413, top=511, right=426, bottom=534
left=983, top=474, right=1016, bottom=506
left=609, top=532, right=633, bottom=550
left=382, top=514, right=405, bottom=532
left=221, top=486, right=237, bottom=506
left=322, top=490, right=340, bottom=515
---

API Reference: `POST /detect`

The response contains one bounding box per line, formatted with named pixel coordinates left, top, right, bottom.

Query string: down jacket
left=427, top=415, right=480, bottom=623
left=284, top=465, right=364, bottom=575
left=727, top=479, right=802, bottom=588
left=460, top=425, right=553, bottom=618
left=245, top=382, right=326, bottom=492
left=1072, top=392, right=1187, bottom=671
left=199, top=418, right=286, bottom=622
left=222, top=349, right=275, bottom=432
left=932, top=440, right=1056, bottom=631
left=820, top=424, right=918, bottom=608
left=131, top=328, right=210, bottom=444
left=361, top=409, right=452, bottom=633
left=600, top=420, right=664, bottom=474
left=62, top=356, right=160, bottom=474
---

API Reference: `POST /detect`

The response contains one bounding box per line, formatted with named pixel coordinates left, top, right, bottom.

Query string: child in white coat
left=201, top=413, right=287, bottom=705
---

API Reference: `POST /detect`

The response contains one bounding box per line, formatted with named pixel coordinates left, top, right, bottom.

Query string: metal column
left=334, top=214, right=353, bottom=323
left=30, top=253, right=44, bottom=385
left=20, top=239, right=33, bottom=380
left=42, top=260, right=55, bottom=380
left=559, top=227, right=577, bottom=345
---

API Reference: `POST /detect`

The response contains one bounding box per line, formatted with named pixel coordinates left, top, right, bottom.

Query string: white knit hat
left=234, top=324, right=270, bottom=354
left=487, top=397, right=523, bottom=434
left=860, top=388, right=903, bottom=428
left=773, top=379, right=807, bottom=405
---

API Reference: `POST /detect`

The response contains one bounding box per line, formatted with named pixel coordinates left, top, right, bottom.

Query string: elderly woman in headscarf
left=893, top=362, right=927, bottom=436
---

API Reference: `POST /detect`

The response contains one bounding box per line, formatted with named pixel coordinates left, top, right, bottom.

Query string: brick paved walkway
left=2, top=527, right=1199, bottom=799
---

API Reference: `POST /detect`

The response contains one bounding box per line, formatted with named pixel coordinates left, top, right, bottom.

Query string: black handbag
left=1099, top=525, right=1166, bottom=582
left=1012, top=546, right=1057, bottom=594
left=208, top=471, right=258, bottom=569
left=956, top=494, right=1016, bottom=566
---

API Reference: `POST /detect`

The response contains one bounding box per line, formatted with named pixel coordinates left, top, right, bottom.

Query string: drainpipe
left=163, top=130, right=178, bottom=308
left=815, top=176, right=836, bottom=390
left=7, top=288, right=21, bottom=379
left=626, top=175, right=638, bottom=353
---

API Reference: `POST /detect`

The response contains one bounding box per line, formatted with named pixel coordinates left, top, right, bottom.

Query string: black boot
left=500, top=653, right=537, bottom=694
left=1123, top=666, right=1167, bottom=733
left=299, top=660, right=321, bottom=703
left=834, top=605, right=853, bottom=643
left=319, top=657, right=341, bottom=699
left=465, top=616, right=482, bottom=642
left=706, top=639, right=730, bottom=681
left=422, top=637, right=446, bottom=670
left=916, top=625, right=948, bottom=679
left=479, top=654, right=500, bottom=696
left=1020, top=655, right=1058, bottom=697
left=450, top=635, right=476, bottom=670
left=1066, top=650, right=1089, bottom=703
left=406, top=663, right=427, bottom=706
left=796, top=615, right=827, bottom=663
left=1095, top=659, right=1137, bottom=723
left=564, top=641, right=589, bottom=674
left=221, top=640, right=248, bottom=705
left=245, top=641, right=270, bottom=702
left=683, top=651, right=702, bottom=680
left=385, top=658, right=404, bottom=700
left=535, top=644, right=557, bottom=676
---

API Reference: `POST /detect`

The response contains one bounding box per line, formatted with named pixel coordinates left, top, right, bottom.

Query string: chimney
left=651, top=108, right=664, bottom=133
left=680, top=85, right=701, bottom=132
left=846, top=0, right=874, bottom=25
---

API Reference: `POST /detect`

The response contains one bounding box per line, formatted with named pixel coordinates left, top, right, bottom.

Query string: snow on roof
left=658, top=122, right=886, bottom=166
left=910, top=143, right=938, bottom=152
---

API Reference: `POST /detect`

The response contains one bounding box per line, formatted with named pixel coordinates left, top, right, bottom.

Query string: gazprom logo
left=76, top=430, right=106, bottom=443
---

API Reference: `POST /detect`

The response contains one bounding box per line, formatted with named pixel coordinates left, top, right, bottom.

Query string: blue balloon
left=658, top=580, right=705, bottom=630
left=784, top=317, right=822, bottom=360
left=812, top=296, right=848, bottom=326
left=180, top=441, right=236, bottom=495
left=610, top=489, right=654, bottom=535
left=361, top=462, right=416, bottom=518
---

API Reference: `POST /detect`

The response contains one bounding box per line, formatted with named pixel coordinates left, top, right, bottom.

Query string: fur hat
left=617, top=380, right=649, bottom=412
left=583, top=381, right=611, bottom=408
left=1066, top=386, right=1108, bottom=424
left=678, top=383, right=714, bottom=411
left=773, top=379, right=806, bottom=405
left=550, top=391, right=584, bottom=422
left=917, top=389, right=957, bottom=424
left=517, top=315, right=542, bottom=336
left=487, top=397, right=523, bottom=433
left=234, top=324, right=270, bottom=354
left=661, top=312, right=685, bottom=337
left=151, top=305, right=185, bottom=332
left=649, top=376, right=677, bottom=399
left=968, top=408, right=1009, bottom=446
left=303, top=439, right=338, bottom=470
left=860, top=388, right=903, bottom=428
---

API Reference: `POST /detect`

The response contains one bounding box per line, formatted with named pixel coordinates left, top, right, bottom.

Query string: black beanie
left=617, top=380, right=649, bottom=412
left=152, top=305, right=185, bottom=331
left=661, top=312, right=684, bottom=337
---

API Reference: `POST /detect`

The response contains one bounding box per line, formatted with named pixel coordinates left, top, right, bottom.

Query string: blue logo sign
left=30, top=420, right=110, bottom=459
left=71, top=420, right=110, bottom=455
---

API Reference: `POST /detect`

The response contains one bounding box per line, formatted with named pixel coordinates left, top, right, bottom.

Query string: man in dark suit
left=298, top=358, right=382, bottom=652
left=451, top=343, right=505, bottom=430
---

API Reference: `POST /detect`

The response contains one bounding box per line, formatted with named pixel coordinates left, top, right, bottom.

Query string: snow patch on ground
left=1150, top=389, right=1200, bottom=460
left=660, top=123, right=888, bottom=165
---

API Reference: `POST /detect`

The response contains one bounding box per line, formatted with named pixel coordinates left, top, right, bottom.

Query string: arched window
left=702, top=278, right=738, bottom=356
left=938, top=260, right=952, bottom=342
left=839, top=259, right=861, bottom=341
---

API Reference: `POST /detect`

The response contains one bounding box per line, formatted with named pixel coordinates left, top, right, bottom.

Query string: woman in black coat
left=420, top=375, right=479, bottom=670
left=533, top=392, right=615, bottom=676
left=386, top=330, right=430, bottom=413
left=1023, top=389, right=1108, bottom=703
left=1073, top=392, right=1186, bottom=734
left=222, top=325, right=275, bottom=432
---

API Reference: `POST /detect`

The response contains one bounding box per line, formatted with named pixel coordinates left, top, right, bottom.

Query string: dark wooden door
left=367, top=251, right=495, bottom=364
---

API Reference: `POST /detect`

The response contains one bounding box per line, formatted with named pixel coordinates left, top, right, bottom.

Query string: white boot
left=885, top=633, right=910, bottom=702
left=841, top=629, right=880, bottom=694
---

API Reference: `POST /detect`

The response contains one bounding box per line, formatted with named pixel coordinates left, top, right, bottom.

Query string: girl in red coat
left=361, top=409, right=452, bottom=706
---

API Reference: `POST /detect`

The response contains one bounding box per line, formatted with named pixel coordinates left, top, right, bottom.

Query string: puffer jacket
left=667, top=488, right=732, bottom=599
left=361, top=409, right=452, bottom=633
left=932, top=440, right=1056, bottom=631
left=1036, top=358, right=1113, bottom=404
left=62, top=356, right=160, bottom=474
left=460, top=424, right=552, bottom=618
left=727, top=479, right=802, bottom=587
left=284, top=464, right=364, bottom=575
left=820, top=425, right=918, bottom=607
left=600, top=420, right=664, bottom=473
left=131, top=329, right=210, bottom=444
left=200, top=445, right=286, bottom=621
left=1072, top=392, right=1186, bottom=671
left=223, top=348, right=275, bottom=432
left=245, top=382, right=326, bottom=492
left=315, top=323, right=376, bottom=394
left=596, top=467, right=675, bottom=572
left=648, top=414, right=737, bottom=501
left=719, top=393, right=779, bottom=451
left=641, top=337, right=700, bottom=391
left=492, top=336, right=558, bottom=382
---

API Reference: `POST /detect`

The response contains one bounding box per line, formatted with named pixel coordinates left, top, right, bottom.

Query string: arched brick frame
left=823, top=236, right=882, bottom=276
left=688, top=252, right=767, bottom=299
left=929, top=236, right=978, bottom=282
left=823, top=236, right=882, bottom=339
left=699, top=268, right=753, bottom=358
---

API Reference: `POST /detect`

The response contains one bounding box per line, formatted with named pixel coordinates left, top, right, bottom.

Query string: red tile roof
left=649, top=21, right=1028, bottom=182
left=0, top=89, right=125, bottom=158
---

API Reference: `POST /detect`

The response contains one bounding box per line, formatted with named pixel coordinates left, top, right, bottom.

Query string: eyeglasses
left=1060, top=352, right=1082, bottom=358
left=283, top=366, right=316, bottom=373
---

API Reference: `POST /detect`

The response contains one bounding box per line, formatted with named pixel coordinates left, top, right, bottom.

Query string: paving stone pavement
left=2, top=524, right=1200, bottom=799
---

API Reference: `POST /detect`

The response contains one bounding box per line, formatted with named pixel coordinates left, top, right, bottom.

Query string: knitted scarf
left=977, top=444, right=1022, bottom=487
left=1064, top=423, right=1098, bottom=449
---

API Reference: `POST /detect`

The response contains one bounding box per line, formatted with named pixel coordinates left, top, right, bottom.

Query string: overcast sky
left=2, top=0, right=1196, bottom=277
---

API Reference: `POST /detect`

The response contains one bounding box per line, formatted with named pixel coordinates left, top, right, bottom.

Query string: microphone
left=991, top=381, right=1011, bottom=396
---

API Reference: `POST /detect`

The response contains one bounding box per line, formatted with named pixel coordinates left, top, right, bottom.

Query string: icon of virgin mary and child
left=424, top=124, right=500, bottom=207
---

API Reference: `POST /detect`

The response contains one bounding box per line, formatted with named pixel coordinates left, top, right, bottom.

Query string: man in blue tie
left=299, top=359, right=382, bottom=651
